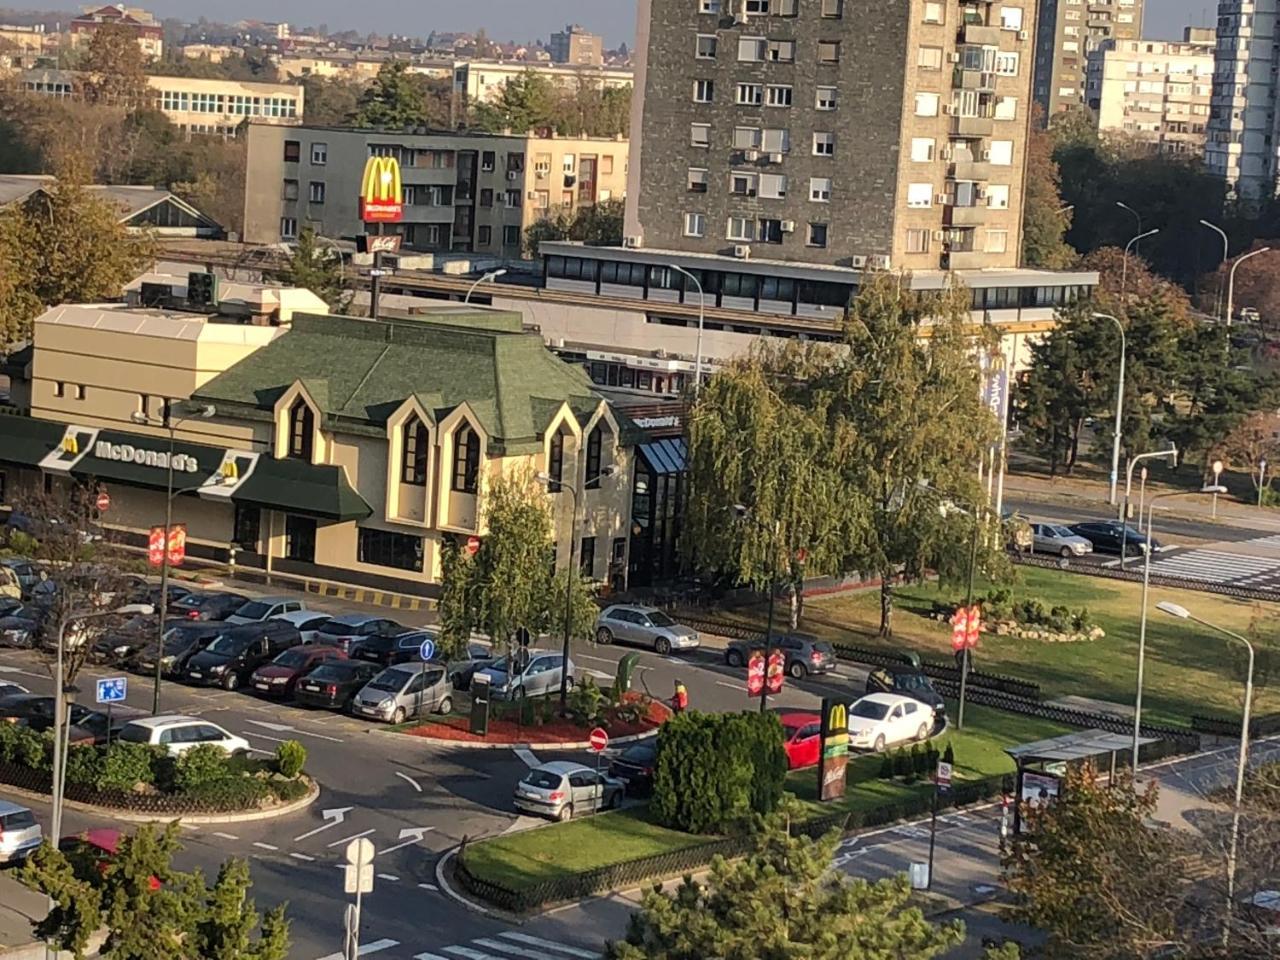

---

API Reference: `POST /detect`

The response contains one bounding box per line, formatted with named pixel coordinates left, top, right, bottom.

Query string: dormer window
left=402, top=416, right=428, bottom=486
left=585, top=425, right=608, bottom=488
left=452, top=426, right=480, bottom=493
left=288, top=398, right=314, bottom=461
left=547, top=432, right=565, bottom=493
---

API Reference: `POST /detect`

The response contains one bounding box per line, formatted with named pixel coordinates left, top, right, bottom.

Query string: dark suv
left=181, top=620, right=302, bottom=690
left=724, top=633, right=836, bottom=679
left=866, top=664, right=947, bottom=719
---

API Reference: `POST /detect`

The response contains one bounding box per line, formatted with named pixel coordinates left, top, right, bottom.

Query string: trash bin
left=470, top=672, right=491, bottom=737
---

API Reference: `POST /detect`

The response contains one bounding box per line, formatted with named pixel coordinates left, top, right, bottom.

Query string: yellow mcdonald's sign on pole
left=359, top=155, right=403, bottom=223
left=817, top=697, right=850, bottom=802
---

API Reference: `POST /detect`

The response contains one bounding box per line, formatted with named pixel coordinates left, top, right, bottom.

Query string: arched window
left=401, top=416, right=428, bottom=486
left=452, top=426, right=480, bottom=493
left=547, top=431, right=565, bottom=493
left=584, top=425, right=607, bottom=488
left=288, top=398, right=314, bottom=461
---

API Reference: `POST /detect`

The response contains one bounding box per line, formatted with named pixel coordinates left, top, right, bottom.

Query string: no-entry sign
left=588, top=727, right=609, bottom=752
left=95, top=490, right=110, bottom=512
left=465, top=536, right=481, bottom=557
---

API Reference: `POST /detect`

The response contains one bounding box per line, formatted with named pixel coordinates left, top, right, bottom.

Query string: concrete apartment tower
left=624, top=0, right=1038, bottom=272
left=1032, top=0, right=1143, bottom=118
left=1206, top=0, right=1279, bottom=202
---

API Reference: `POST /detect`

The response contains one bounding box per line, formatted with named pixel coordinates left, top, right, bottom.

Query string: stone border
left=382, top=726, right=659, bottom=751
left=0, top=776, right=319, bottom=824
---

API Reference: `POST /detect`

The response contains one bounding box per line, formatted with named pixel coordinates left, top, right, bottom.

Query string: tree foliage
left=264, top=226, right=351, bottom=311
left=350, top=62, right=451, bottom=129
left=1022, top=105, right=1075, bottom=269
left=472, top=71, right=630, bottom=137
left=607, top=806, right=964, bottom=959
left=299, top=75, right=364, bottom=126
left=78, top=23, right=151, bottom=109
left=524, top=199, right=624, bottom=256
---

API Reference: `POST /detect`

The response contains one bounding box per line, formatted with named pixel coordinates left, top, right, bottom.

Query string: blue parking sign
left=418, top=637, right=436, bottom=663
left=96, top=677, right=127, bottom=704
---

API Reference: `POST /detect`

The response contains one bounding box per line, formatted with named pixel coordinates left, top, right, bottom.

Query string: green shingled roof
left=194, top=312, right=604, bottom=454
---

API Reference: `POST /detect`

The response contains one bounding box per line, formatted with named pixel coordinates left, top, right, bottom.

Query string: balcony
left=962, top=24, right=1001, bottom=45
left=952, top=115, right=994, bottom=137
left=946, top=250, right=988, bottom=269
left=948, top=205, right=988, bottom=226
left=953, top=68, right=998, bottom=91
left=950, top=159, right=991, bottom=180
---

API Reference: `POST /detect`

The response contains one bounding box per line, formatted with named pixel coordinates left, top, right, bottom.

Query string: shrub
left=268, top=777, right=311, bottom=804
left=878, top=753, right=894, bottom=780
left=64, top=745, right=104, bottom=787
left=912, top=744, right=929, bottom=777
left=942, top=742, right=955, bottom=767
left=97, top=741, right=158, bottom=792
left=174, top=744, right=231, bottom=792
left=275, top=740, right=306, bottom=779
left=185, top=776, right=269, bottom=809
left=567, top=675, right=604, bottom=727
left=651, top=711, right=786, bottom=834
left=892, top=747, right=910, bottom=779
left=0, top=723, right=49, bottom=768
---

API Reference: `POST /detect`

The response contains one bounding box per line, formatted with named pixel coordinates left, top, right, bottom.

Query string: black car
left=350, top=629, right=440, bottom=667
left=181, top=620, right=302, bottom=690
left=134, top=622, right=224, bottom=677
left=169, top=591, right=248, bottom=622
left=1067, top=520, right=1160, bottom=557
left=90, top=615, right=160, bottom=665
left=0, top=695, right=134, bottom=744
left=294, top=660, right=383, bottom=710
left=312, top=615, right=407, bottom=654
left=865, top=665, right=947, bottom=718
left=0, top=604, right=46, bottom=648
left=609, top=740, right=659, bottom=796
left=724, top=633, right=837, bottom=679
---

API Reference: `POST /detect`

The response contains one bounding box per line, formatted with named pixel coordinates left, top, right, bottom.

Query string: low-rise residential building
left=242, top=123, right=628, bottom=256
left=1086, top=31, right=1215, bottom=154
left=452, top=60, right=632, bottom=105
left=0, top=175, right=222, bottom=237
left=178, top=43, right=242, bottom=64
left=68, top=4, right=163, bottom=59
left=0, top=23, right=47, bottom=54
left=550, top=24, right=604, bottom=67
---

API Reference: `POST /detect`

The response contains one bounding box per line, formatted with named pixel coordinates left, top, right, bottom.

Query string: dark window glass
left=402, top=417, right=428, bottom=486
left=233, top=505, right=260, bottom=551
left=358, top=529, right=424, bottom=572
left=585, top=426, right=604, bottom=487
left=452, top=427, right=480, bottom=493
left=548, top=431, right=565, bottom=492
left=284, top=515, right=316, bottom=563
left=580, top=536, right=596, bottom=575
left=283, top=140, right=300, bottom=162
left=288, top=398, right=314, bottom=460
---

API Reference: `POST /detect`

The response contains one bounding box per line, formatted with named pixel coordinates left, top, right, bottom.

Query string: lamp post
left=1116, top=201, right=1142, bottom=247
left=536, top=464, right=617, bottom=714
left=1156, top=600, right=1254, bottom=938
left=1199, top=219, right=1229, bottom=324
left=1132, top=484, right=1227, bottom=771
left=1119, top=445, right=1178, bottom=567
left=1226, top=247, right=1270, bottom=328
left=665, top=264, right=706, bottom=397
left=131, top=402, right=217, bottom=714
left=464, top=269, right=508, bottom=304
left=1094, top=312, right=1127, bottom=508
left=1120, top=228, right=1160, bottom=300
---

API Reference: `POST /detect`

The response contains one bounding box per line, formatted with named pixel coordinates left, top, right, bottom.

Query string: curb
left=0, top=777, right=319, bottom=825
left=380, top=727, right=660, bottom=751
left=436, top=845, right=506, bottom=921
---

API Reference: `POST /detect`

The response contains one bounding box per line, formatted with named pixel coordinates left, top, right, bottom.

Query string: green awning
left=233, top=457, right=372, bottom=522
left=0, top=414, right=64, bottom=467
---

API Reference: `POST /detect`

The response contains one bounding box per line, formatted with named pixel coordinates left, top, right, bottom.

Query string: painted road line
left=316, top=938, right=399, bottom=960
left=513, top=747, right=539, bottom=768
left=289, top=852, right=316, bottom=862
left=211, top=832, right=239, bottom=841
left=245, top=718, right=345, bottom=743
left=395, top=771, right=422, bottom=792
left=472, top=937, right=571, bottom=959
left=577, top=655, right=616, bottom=665
left=376, top=873, right=399, bottom=882
left=417, top=882, right=438, bottom=891
left=242, top=731, right=291, bottom=744
left=442, top=947, right=502, bottom=960
left=497, top=933, right=599, bottom=959
left=413, top=953, right=452, bottom=960
left=251, top=842, right=279, bottom=851
left=327, top=828, right=376, bottom=848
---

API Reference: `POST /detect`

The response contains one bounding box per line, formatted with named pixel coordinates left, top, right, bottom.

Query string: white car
left=270, top=610, right=334, bottom=644
left=847, top=693, right=936, bottom=752
left=116, top=714, right=251, bottom=756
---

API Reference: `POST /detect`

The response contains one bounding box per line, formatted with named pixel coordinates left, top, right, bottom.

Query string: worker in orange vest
left=672, top=679, right=689, bottom=714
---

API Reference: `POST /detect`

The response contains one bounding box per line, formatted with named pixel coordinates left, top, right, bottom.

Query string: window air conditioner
left=936, top=192, right=951, bottom=204
left=507, top=170, right=519, bottom=181
left=767, top=151, right=784, bottom=163
left=948, top=51, right=961, bottom=63
left=733, top=244, right=752, bottom=258
left=933, top=230, right=947, bottom=241
left=868, top=254, right=891, bottom=269
left=980, top=148, right=992, bottom=160
left=1019, top=29, right=1030, bottom=39
left=744, top=148, right=760, bottom=161
left=623, top=234, right=643, bottom=249
left=781, top=220, right=796, bottom=232
left=850, top=254, right=867, bottom=268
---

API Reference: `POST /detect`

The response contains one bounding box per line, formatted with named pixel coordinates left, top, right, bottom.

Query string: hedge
left=1191, top=712, right=1280, bottom=739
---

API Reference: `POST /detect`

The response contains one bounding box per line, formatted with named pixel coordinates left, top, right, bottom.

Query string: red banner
left=167, top=524, right=187, bottom=567
left=964, top=605, right=982, bottom=649
left=747, top=650, right=765, bottom=696
left=951, top=605, right=982, bottom=651
left=148, top=526, right=165, bottom=567
left=766, top=649, right=785, bottom=695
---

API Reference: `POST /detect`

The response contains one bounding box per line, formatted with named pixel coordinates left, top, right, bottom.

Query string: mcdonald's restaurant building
left=0, top=277, right=635, bottom=601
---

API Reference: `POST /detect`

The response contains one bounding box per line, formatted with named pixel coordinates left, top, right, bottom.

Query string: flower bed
left=933, top=587, right=1103, bottom=643
left=405, top=694, right=671, bottom=745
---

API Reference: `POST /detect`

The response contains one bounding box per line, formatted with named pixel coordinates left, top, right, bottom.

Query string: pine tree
left=352, top=62, right=430, bottom=128
left=266, top=226, right=351, bottom=312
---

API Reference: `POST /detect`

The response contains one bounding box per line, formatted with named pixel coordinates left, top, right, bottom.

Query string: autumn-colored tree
left=1201, top=245, right=1280, bottom=325
left=523, top=198, right=624, bottom=256
left=1022, top=105, right=1076, bottom=269
left=1222, top=410, right=1280, bottom=493
left=78, top=22, right=152, bottom=109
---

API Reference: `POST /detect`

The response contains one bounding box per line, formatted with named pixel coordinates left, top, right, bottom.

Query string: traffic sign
left=343, top=862, right=373, bottom=895
left=418, top=637, right=436, bottom=662
left=588, top=727, right=609, bottom=752
left=465, top=535, right=481, bottom=557
left=935, top=760, right=953, bottom=791
left=95, top=490, right=110, bottom=512
left=345, top=837, right=374, bottom=867
left=96, top=677, right=127, bottom=704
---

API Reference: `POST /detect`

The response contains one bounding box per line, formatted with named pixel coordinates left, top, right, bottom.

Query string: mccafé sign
left=94, top=441, right=200, bottom=474
left=359, top=155, right=403, bottom=223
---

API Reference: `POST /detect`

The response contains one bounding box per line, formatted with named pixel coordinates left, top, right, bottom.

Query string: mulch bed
left=404, top=696, right=672, bottom=745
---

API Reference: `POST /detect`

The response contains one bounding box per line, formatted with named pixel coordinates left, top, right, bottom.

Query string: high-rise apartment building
left=1033, top=0, right=1143, bottom=118
left=1206, top=0, right=1279, bottom=201
left=550, top=24, right=605, bottom=66
left=624, top=0, right=1037, bottom=272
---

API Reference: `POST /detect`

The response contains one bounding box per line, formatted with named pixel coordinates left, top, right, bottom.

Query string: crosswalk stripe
left=442, top=947, right=502, bottom=960
left=472, top=937, right=563, bottom=960
left=497, top=933, right=599, bottom=959
left=317, top=939, right=399, bottom=960
left=413, top=953, right=452, bottom=960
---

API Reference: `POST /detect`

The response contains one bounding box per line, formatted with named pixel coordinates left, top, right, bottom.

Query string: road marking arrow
left=394, top=771, right=422, bottom=792
left=245, top=718, right=344, bottom=743
left=376, top=826, right=434, bottom=857
left=292, top=807, right=353, bottom=842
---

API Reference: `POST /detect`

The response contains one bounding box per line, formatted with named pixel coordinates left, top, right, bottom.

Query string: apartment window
left=918, top=46, right=943, bottom=69
left=563, top=154, right=576, bottom=173
left=988, top=140, right=1014, bottom=165
left=308, top=181, right=326, bottom=204
left=745, top=0, right=769, bottom=11
left=807, top=222, right=828, bottom=247
left=284, top=515, right=316, bottom=564
left=734, top=126, right=762, bottom=149
left=688, top=168, right=709, bottom=192
left=994, top=96, right=1018, bottom=119
left=910, top=137, right=936, bottom=161
left=923, top=1, right=944, bottom=22
left=503, top=225, right=521, bottom=246
left=995, top=51, right=1019, bottom=75
left=401, top=417, right=429, bottom=485
left=52, top=381, right=64, bottom=398
left=758, top=173, right=787, bottom=199
left=766, top=85, right=793, bottom=107
left=561, top=190, right=574, bottom=206
left=907, top=183, right=934, bottom=208
left=738, top=36, right=766, bottom=61
left=584, top=426, right=606, bottom=487
left=694, top=79, right=715, bottom=102
left=985, top=228, right=1009, bottom=253
left=74, top=384, right=86, bottom=400
left=684, top=212, right=706, bottom=237
left=821, top=0, right=844, bottom=16
left=534, top=153, right=552, bottom=175
left=478, top=225, right=492, bottom=245
left=288, top=398, right=315, bottom=461
left=809, top=177, right=832, bottom=201
left=310, top=142, right=327, bottom=165
left=480, top=188, right=494, bottom=207
left=280, top=217, right=298, bottom=239
left=505, top=189, right=520, bottom=208
left=1000, top=6, right=1024, bottom=29
left=283, top=140, right=300, bottom=162
left=691, top=123, right=711, bottom=147
left=815, top=86, right=838, bottom=110
left=817, top=40, right=841, bottom=63
left=768, top=40, right=795, bottom=61
left=358, top=528, right=423, bottom=572
left=736, top=83, right=763, bottom=105
left=906, top=229, right=931, bottom=253
left=773, top=0, right=796, bottom=13
left=481, top=151, right=496, bottom=172
left=731, top=171, right=759, bottom=195
left=812, top=132, right=835, bottom=156
left=452, top=427, right=480, bottom=493
left=579, top=536, right=596, bottom=576
left=762, top=128, right=790, bottom=152
left=699, top=0, right=720, bottom=11
left=696, top=34, right=718, bottom=58
left=915, top=92, right=940, bottom=116
left=282, top=179, right=299, bottom=200
left=727, top=217, right=754, bottom=241
left=987, top=184, right=1010, bottom=208
left=758, top=218, right=783, bottom=244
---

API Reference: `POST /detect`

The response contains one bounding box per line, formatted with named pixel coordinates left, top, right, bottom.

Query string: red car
left=250, top=645, right=347, bottom=698
left=59, top=829, right=161, bottom=890
left=781, top=712, right=823, bottom=770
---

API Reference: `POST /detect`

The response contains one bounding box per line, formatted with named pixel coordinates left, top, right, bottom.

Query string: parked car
left=59, top=830, right=160, bottom=890
left=0, top=558, right=46, bottom=599
left=847, top=693, right=936, bottom=752
left=131, top=581, right=195, bottom=612
left=169, top=591, right=248, bottom=622
left=0, top=603, right=44, bottom=648
left=594, top=605, right=700, bottom=655
left=0, top=800, right=42, bottom=864
left=350, top=628, right=433, bottom=667
left=724, top=633, right=836, bottom=679
left=514, top=761, right=624, bottom=821
left=271, top=610, right=334, bottom=644
left=181, top=620, right=302, bottom=690
left=312, top=614, right=406, bottom=654
left=446, top=642, right=498, bottom=690
left=250, top=645, right=346, bottom=698
left=1028, top=522, right=1095, bottom=558
left=225, top=595, right=307, bottom=625
left=133, top=622, right=224, bottom=677
left=1068, top=520, right=1161, bottom=557
left=473, top=650, right=574, bottom=701
left=90, top=615, right=160, bottom=665
left=865, top=665, right=947, bottom=719
left=781, top=712, right=823, bottom=769
left=116, top=715, right=250, bottom=756
left=0, top=695, right=139, bottom=745
left=350, top=664, right=452, bottom=723
left=294, top=660, right=383, bottom=711
left=608, top=740, right=659, bottom=796
left=0, top=682, right=29, bottom=699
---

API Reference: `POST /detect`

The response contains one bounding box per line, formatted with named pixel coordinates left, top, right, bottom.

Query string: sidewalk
left=0, top=873, right=45, bottom=957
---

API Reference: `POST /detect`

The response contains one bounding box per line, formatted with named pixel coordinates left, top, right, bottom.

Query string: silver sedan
left=1030, top=522, right=1094, bottom=558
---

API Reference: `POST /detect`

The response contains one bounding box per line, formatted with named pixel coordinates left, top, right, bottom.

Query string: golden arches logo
left=61, top=435, right=79, bottom=455
left=827, top=702, right=847, bottom=732
left=359, top=156, right=404, bottom=223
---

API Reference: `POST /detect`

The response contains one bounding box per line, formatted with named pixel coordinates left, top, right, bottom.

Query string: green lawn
left=719, top=567, right=1276, bottom=726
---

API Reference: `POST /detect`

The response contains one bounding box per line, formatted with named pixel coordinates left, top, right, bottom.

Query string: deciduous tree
left=351, top=61, right=440, bottom=129
left=1022, top=106, right=1075, bottom=270
left=78, top=23, right=152, bottom=109
left=265, top=226, right=351, bottom=311
left=524, top=199, right=624, bottom=256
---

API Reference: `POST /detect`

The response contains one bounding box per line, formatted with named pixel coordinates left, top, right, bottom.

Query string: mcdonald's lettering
left=359, top=156, right=404, bottom=223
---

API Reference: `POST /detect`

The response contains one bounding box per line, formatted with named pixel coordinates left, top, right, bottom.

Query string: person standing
left=672, top=679, right=689, bottom=714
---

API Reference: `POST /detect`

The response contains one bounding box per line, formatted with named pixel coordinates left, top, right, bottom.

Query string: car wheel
left=608, top=790, right=622, bottom=810
left=557, top=803, right=573, bottom=822
left=726, top=648, right=744, bottom=668
left=916, top=723, right=930, bottom=742
left=873, top=734, right=886, bottom=753
left=222, top=672, right=240, bottom=691
left=437, top=696, right=453, bottom=715
left=788, top=661, right=806, bottom=680
left=391, top=706, right=406, bottom=725
left=595, top=627, right=613, bottom=645
left=654, top=637, right=671, bottom=655
left=1060, top=546, right=1073, bottom=558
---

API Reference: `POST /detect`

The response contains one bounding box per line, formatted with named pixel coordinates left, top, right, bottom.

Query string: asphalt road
left=1003, top=496, right=1265, bottom=547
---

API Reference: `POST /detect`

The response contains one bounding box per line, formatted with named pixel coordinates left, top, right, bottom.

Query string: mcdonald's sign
left=359, top=155, right=403, bottom=223
left=817, top=697, right=850, bottom=801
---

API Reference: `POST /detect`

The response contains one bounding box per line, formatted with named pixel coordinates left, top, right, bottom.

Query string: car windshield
left=235, top=601, right=270, bottom=620
left=367, top=669, right=410, bottom=692
left=117, top=725, right=150, bottom=743
left=319, top=620, right=360, bottom=635
left=646, top=611, right=676, bottom=627
left=782, top=722, right=804, bottom=738
left=173, top=594, right=202, bottom=608
left=487, top=656, right=510, bottom=673
left=851, top=700, right=890, bottom=720
left=1048, top=525, right=1074, bottom=537
left=206, top=633, right=249, bottom=656
left=1, top=809, right=35, bottom=829
left=897, top=673, right=932, bottom=691
left=522, top=770, right=562, bottom=790
left=307, top=664, right=349, bottom=682
left=273, top=649, right=310, bottom=668
left=621, top=744, right=657, bottom=762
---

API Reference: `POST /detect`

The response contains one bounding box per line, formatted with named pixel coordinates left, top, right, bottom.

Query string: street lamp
left=131, top=402, right=217, bottom=714
left=1116, top=201, right=1142, bottom=246
left=535, top=463, right=618, bottom=714
left=1226, top=247, right=1270, bottom=328
left=1094, top=312, right=1127, bottom=508
left=1156, top=599, right=1254, bottom=937
left=1120, top=228, right=1160, bottom=300
left=1199, top=220, right=1230, bottom=324
left=665, top=263, right=706, bottom=397
left=1132, top=484, right=1227, bottom=771
left=1119, top=445, right=1178, bottom=566
left=464, top=269, right=508, bottom=304
left=733, top=504, right=782, bottom=714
